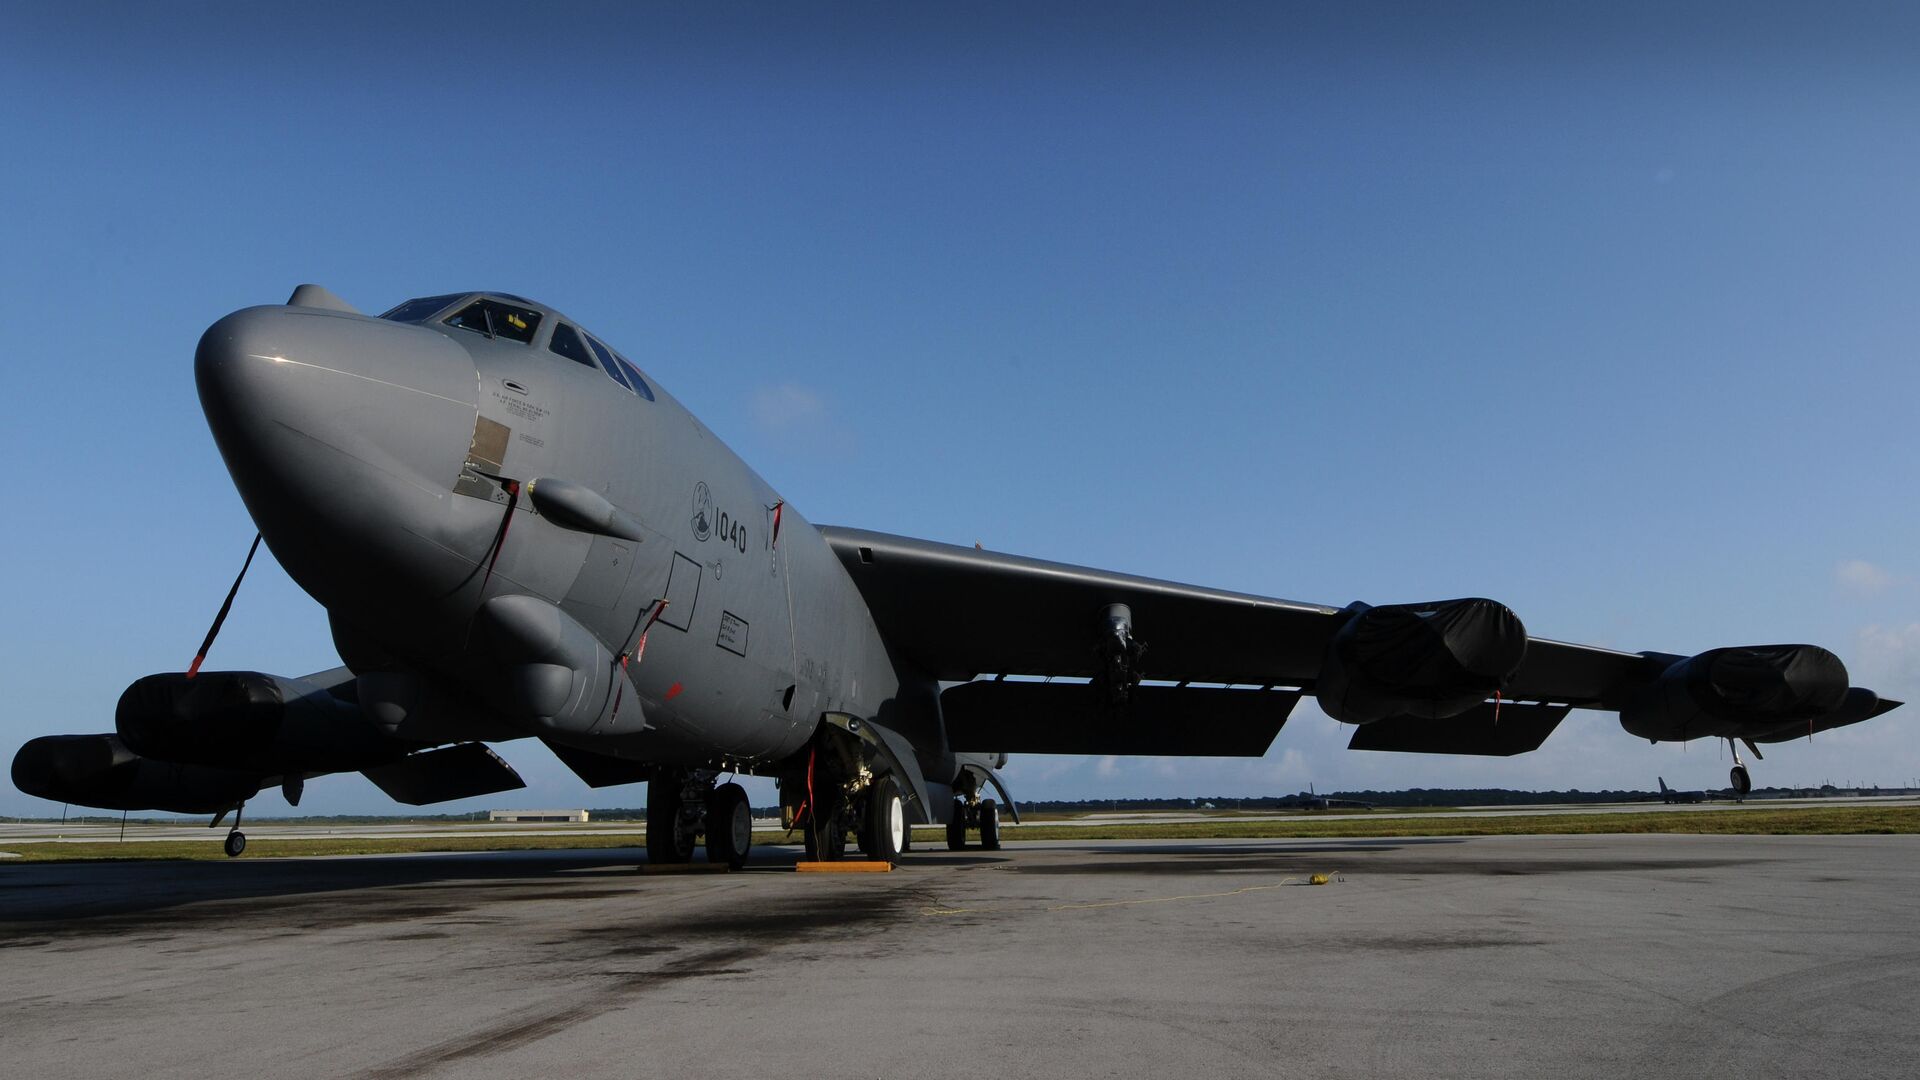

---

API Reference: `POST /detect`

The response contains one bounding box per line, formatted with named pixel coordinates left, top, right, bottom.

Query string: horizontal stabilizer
left=542, top=737, right=655, bottom=788
left=1347, top=702, right=1570, bottom=756
left=362, top=743, right=524, bottom=805
left=943, top=681, right=1300, bottom=756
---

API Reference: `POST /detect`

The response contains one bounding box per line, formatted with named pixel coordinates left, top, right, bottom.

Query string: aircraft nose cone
left=196, top=305, right=478, bottom=486
left=195, top=304, right=479, bottom=596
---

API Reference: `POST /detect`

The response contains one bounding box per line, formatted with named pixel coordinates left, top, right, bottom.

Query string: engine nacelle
left=11, top=733, right=259, bottom=814
left=1315, top=598, right=1528, bottom=724
left=1619, top=645, right=1849, bottom=742
left=116, top=670, right=405, bottom=774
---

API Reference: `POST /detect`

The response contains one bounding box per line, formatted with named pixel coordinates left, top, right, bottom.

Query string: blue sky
left=3, top=3, right=1917, bottom=816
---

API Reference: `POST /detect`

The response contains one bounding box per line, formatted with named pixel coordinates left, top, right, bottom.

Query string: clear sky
left=3, top=2, right=1916, bottom=817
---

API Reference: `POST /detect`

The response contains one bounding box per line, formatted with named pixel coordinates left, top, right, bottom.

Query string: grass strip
left=977, top=804, right=1920, bottom=841
left=2, top=805, right=1912, bottom=863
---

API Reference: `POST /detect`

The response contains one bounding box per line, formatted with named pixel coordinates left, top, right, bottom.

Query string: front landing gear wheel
left=804, top=808, right=849, bottom=861
left=223, top=831, right=247, bottom=858
left=947, top=798, right=969, bottom=851
left=979, top=798, right=1001, bottom=851
left=863, top=778, right=905, bottom=864
left=1730, top=764, right=1752, bottom=797
left=647, top=773, right=697, bottom=865
left=705, top=783, right=752, bottom=869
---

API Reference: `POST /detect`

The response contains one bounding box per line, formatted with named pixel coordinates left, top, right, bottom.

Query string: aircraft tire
left=863, top=778, right=905, bottom=864
left=947, top=798, right=969, bottom=851
left=646, top=775, right=696, bottom=865
left=223, top=831, right=246, bottom=858
left=705, top=783, right=752, bottom=870
left=1730, top=764, right=1752, bottom=797
left=979, top=799, right=1001, bottom=851
left=805, top=808, right=849, bottom=861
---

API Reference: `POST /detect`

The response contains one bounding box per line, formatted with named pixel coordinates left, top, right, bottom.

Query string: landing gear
left=945, top=796, right=1001, bottom=850
left=705, top=782, right=753, bottom=869
left=215, top=801, right=247, bottom=858
left=803, top=807, right=848, bottom=861
left=1726, top=737, right=1757, bottom=798
left=646, top=769, right=701, bottom=865
left=859, top=777, right=906, bottom=863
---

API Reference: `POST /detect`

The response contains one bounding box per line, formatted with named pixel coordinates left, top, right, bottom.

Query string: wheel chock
left=796, top=861, right=893, bottom=873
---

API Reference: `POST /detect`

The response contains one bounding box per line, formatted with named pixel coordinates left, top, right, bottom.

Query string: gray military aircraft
left=1657, top=777, right=1714, bottom=804
left=11, top=287, right=1904, bottom=862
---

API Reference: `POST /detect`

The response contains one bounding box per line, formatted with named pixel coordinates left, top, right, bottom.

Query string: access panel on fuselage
left=658, top=551, right=702, bottom=632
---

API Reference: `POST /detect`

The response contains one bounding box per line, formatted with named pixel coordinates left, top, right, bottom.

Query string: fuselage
left=195, top=290, right=940, bottom=777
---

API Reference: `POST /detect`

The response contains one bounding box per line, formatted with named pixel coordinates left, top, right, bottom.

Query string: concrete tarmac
left=2, top=835, right=1915, bottom=1079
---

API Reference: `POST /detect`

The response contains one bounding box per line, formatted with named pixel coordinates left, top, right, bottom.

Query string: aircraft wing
left=819, top=527, right=1898, bottom=758
left=818, top=527, right=1345, bottom=684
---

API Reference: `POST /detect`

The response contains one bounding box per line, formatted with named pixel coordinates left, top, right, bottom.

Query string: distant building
left=488, top=809, right=590, bottom=823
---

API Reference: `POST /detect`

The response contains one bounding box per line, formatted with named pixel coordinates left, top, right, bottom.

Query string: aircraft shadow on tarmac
left=0, top=837, right=1415, bottom=925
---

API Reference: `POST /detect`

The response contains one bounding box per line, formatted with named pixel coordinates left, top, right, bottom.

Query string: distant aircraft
left=10, top=287, right=1904, bottom=861
left=1283, top=783, right=1374, bottom=811
left=1657, top=777, right=1711, bottom=804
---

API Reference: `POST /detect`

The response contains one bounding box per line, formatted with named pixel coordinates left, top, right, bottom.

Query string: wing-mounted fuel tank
left=1314, top=598, right=1528, bottom=724
left=1619, top=645, right=1893, bottom=742
left=12, top=733, right=261, bottom=814
left=116, top=669, right=406, bottom=774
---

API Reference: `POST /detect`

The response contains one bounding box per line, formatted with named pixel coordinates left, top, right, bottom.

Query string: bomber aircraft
left=12, top=287, right=1904, bottom=862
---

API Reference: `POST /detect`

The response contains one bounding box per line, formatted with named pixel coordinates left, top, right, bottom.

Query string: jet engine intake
left=1315, top=598, right=1528, bottom=724
left=116, top=670, right=405, bottom=774
left=11, top=733, right=260, bottom=814
left=1619, top=645, right=1850, bottom=742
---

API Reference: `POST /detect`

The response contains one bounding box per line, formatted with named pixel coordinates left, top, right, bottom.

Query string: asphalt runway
left=3, top=835, right=1914, bottom=1079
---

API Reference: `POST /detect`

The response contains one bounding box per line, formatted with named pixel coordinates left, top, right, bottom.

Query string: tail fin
left=1658, top=777, right=1670, bottom=794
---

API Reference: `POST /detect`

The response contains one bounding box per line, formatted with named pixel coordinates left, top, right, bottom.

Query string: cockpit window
left=583, top=334, right=634, bottom=392
left=587, top=334, right=656, bottom=401
left=445, top=299, right=541, bottom=344
left=548, top=323, right=597, bottom=369
left=379, top=294, right=466, bottom=323
left=616, top=355, right=657, bottom=402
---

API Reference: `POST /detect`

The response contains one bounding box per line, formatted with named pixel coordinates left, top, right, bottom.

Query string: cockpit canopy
left=378, top=292, right=654, bottom=402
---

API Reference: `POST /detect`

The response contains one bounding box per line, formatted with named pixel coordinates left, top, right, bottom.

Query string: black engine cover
left=12, top=733, right=259, bottom=814
left=1619, top=645, right=1849, bottom=742
left=1315, top=598, right=1528, bottom=724
left=116, top=671, right=402, bottom=774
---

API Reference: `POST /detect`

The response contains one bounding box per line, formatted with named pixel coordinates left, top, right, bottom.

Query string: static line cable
left=479, top=481, right=522, bottom=592
left=187, top=533, right=261, bottom=678
left=608, top=598, right=670, bottom=725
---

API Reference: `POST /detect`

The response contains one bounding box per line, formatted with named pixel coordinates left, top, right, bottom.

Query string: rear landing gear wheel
left=1730, top=764, right=1752, bottom=797
left=705, top=782, right=752, bottom=870
left=223, top=831, right=246, bottom=858
left=979, top=798, right=1001, bottom=851
left=647, top=773, right=698, bottom=865
left=947, top=798, right=969, bottom=851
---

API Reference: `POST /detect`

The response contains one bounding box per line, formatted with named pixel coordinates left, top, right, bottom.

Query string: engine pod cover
left=1316, top=598, right=1528, bottom=724
left=1621, top=645, right=1849, bottom=741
